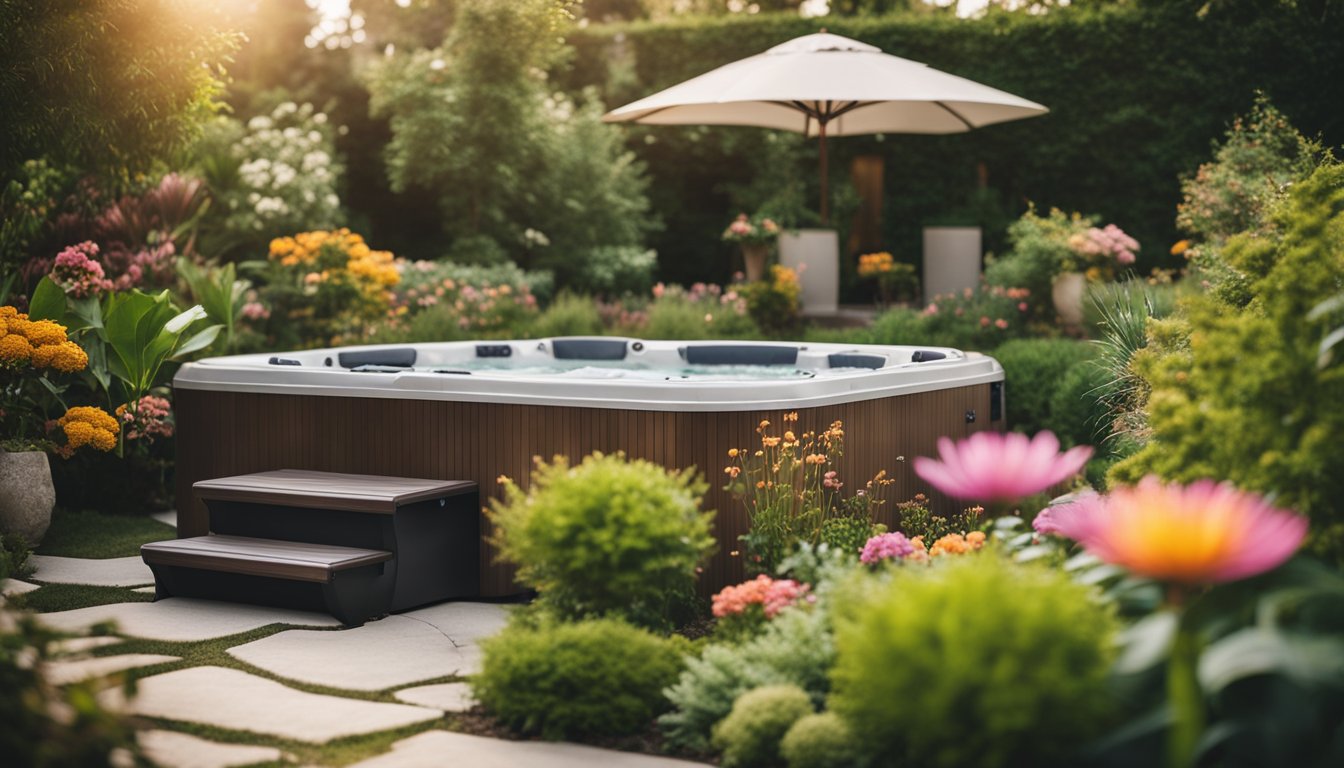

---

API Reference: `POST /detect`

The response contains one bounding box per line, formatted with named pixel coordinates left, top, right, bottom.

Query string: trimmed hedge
left=563, top=3, right=1344, bottom=289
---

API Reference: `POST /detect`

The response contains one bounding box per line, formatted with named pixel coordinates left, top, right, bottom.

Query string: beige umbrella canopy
left=603, top=31, right=1048, bottom=223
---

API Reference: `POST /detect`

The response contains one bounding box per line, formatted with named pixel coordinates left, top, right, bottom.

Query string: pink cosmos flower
left=1049, top=476, right=1307, bottom=584
left=913, top=430, right=1093, bottom=502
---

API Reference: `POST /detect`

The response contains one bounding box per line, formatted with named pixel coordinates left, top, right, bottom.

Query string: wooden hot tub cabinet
left=174, top=383, right=1002, bottom=597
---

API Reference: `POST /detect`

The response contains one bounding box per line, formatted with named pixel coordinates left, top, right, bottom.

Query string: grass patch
left=137, top=716, right=450, bottom=767
left=38, top=508, right=175, bottom=558
left=16, top=583, right=155, bottom=612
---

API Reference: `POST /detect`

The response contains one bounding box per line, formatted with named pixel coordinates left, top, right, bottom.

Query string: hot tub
left=174, top=337, right=1005, bottom=595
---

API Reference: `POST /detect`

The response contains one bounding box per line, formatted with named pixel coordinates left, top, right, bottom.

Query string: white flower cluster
left=228, top=102, right=344, bottom=234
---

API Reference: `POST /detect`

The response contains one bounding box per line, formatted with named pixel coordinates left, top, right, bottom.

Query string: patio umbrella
left=603, top=31, right=1048, bottom=223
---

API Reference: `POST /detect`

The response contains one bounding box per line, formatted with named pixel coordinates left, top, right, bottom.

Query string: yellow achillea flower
left=23, top=319, right=68, bottom=346
left=0, top=333, right=34, bottom=365
left=31, top=341, right=88, bottom=373
left=55, top=406, right=120, bottom=457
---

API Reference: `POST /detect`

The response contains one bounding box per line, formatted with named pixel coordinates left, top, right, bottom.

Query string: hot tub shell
left=174, top=338, right=1005, bottom=596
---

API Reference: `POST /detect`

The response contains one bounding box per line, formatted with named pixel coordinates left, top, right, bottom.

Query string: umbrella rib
left=932, top=100, right=976, bottom=131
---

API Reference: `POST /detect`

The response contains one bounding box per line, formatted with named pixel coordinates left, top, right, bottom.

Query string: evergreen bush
left=780, top=712, right=858, bottom=768
left=1110, top=163, right=1344, bottom=564
left=830, top=556, right=1116, bottom=768
left=489, top=452, right=715, bottom=629
left=661, top=607, right=834, bottom=752
left=711, top=685, right=813, bottom=768
left=472, top=617, right=686, bottom=740
left=991, top=338, right=1098, bottom=435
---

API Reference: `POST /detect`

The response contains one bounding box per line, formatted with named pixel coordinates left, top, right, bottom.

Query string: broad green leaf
left=1198, top=628, right=1344, bottom=693
left=1013, top=544, right=1054, bottom=563
left=28, top=277, right=68, bottom=322
left=172, top=323, right=223, bottom=359
left=164, top=304, right=207, bottom=334
left=1318, top=326, right=1344, bottom=368
left=68, top=295, right=103, bottom=331
left=1113, top=610, right=1178, bottom=674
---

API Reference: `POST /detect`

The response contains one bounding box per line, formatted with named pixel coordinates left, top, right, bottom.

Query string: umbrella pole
left=818, top=120, right=829, bottom=226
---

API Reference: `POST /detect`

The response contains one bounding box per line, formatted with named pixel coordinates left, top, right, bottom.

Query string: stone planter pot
left=741, top=243, right=770, bottom=283
left=922, top=226, right=982, bottom=302
left=778, top=229, right=839, bottom=316
left=1052, top=271, right=1088, bottom=329
left=0, top=450, right=55, bottom=545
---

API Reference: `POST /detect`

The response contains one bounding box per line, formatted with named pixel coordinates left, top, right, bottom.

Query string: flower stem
left=1166, top=621, right=1204, bottom=768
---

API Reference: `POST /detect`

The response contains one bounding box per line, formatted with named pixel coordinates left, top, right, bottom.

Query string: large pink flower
left=913, top=430, right=1092, bottom=502
left=1050, top=476, right=1307, bottom=584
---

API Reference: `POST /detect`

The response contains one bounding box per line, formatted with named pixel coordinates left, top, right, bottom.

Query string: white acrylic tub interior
left=174, top=337, right=1003, bottom=412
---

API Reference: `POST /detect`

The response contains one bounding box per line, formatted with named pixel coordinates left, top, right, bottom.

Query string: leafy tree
left=0, top=0, right=239, bottom=186
left=366, top=0, right=655, bottom=284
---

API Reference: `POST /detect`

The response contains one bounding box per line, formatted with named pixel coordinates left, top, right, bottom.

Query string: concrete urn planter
left=0, top=450, right=55, bottom=545
left=1051, top=272, right=1088, bottom=329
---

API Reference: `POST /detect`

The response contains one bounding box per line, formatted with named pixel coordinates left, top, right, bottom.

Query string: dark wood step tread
left=142, top=535, right=392, bottom=583
left=194, top=470, right=477, bottom=514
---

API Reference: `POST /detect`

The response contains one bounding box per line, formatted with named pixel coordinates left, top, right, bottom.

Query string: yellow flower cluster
left=56, top=406, right=119, bottom=457
left=0, top=306, right=88, bottom=372
left=268, top=229, right=399, bottom=288
left=857, top=251, right=895, bottom=277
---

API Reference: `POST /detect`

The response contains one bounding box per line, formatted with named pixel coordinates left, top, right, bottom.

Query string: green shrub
left=830, top=556, right=1117, bottom=768
left=866, top=307, right=930, bottom=346
left=1045, top=359, right=1111, bottom=449
left=530, top=292, right=604, bottom=338
left=1177, top=94, right=1320, bottom=244
left=1, top=609, right=134, bottom=767
left=1111, top=163, right=1344, bottom=564
left=569, top=246, right=657, bottom=297
left=0, top=534, right=32, bottom=582
left=642, top=292, right=760, bottom=340
left=991, top=338, right=1098, bottom=435
left=711, top=685, right=813, bottom=768
left=472, top=617, right=686, bottom=740
left=780, top=712, right=858, bottom=768
left=661, top=607, right=834, bottom=751
left=489, top=452, right=714, bottom=629
left=742, top=265, right=801, bottom=336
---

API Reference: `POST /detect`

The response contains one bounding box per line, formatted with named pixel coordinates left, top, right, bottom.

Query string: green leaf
left=28, top=277, right=68, bottom=322
left=1318, top=325, right=1344, bottom=369
left=1113, top=610, right=1177, bottom=674
left=164, top=304, right=207, bottom=335
left=172, top=324, right=222, bottom=359
left=1198, top=628, right=1344, bottom=693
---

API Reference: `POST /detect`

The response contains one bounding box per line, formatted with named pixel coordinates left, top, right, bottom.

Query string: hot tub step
left=142, top=535, right=396, bottom=626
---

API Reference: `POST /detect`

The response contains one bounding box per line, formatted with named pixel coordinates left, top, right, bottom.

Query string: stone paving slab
left=349, top=730, right=712, bottom=768
left=133, top=586, right=158, bottom=594
left=39, top=598, right=340, bottom=641
left=151, top=510, right=178, bottom=528
left=30, top=555, right=154, bottom=587
left=101, top=666, right=440, bottom=743
left=1, top=578, right=39, bottom=596
left=393, top=682, right=476, bottom=712
left=228, top=602, right=507, bottom=691
left=138, top=729, right=284, bottom=768
left=43, top=653, right=181, bottom=685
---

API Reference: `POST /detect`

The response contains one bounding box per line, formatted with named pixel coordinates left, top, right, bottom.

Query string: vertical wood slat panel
left=175, top=382, right=1000, bottom=597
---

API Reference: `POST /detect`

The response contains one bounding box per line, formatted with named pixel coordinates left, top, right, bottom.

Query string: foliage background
left=556, top=0, right=1344, bottom=287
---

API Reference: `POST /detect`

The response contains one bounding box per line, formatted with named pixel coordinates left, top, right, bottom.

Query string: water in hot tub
left=417, top=359, right=822, bottom=381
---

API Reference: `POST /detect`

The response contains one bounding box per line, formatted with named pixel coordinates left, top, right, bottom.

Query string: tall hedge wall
left=561, top=1, right=1344, bottom=289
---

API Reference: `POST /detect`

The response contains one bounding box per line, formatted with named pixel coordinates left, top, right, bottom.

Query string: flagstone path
left=24, top=546, right=712, bottom=767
